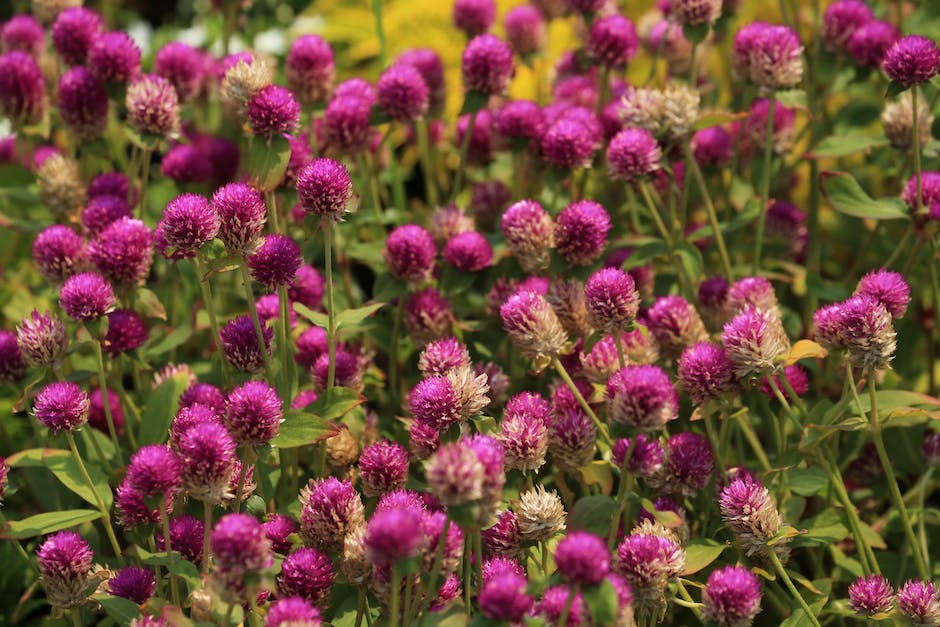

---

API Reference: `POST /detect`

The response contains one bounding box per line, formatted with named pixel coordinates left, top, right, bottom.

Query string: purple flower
left=323, top=95, right=372, bottom=155
left=482, top=511, right=522, bottom=559
left=542, top=117, right=597, bottom=170
left=405, top=288, right=455, bottom=346
left=277, top=547, right=334, bottom=608
left=59, top=272, right=115, bottom=321
left=225, top=380, right=282, bottom=447
left=211, top=513, right=272, bottom=574
left=614, top=530, right=684, bottom=610
left=501, top=290, right=569, bottom=361
left=51, top=7, right=102, bottom=66
left=759, top=364, right=809, bottom=402
left=88, top=31, right=141, bottom=84
left=535, top=586, right=586, bottom=625
left=848, top=574, right=894, bottom=616
left=606, top=365, right=678, bottom=432
left=855, top=268, right=911, bottom=319
left=584, top=267, right=640, bottom=332
left=296, top=158, right=355, bottom=221
left=171, top=402, right=222, bottom=448
left=673, top=0, right=722, bottom=26
left=37, top=531, right=93, bottom=608
left=667, top=432, right=714, bottom=493
left=721, top=307, right=789, bottom=377
left=897, top=579, right=940, bottom=626
left=703, top=565, right=762, bottom=626
left=364, top=506, right=427, bottom=564
left=1, top=15, right=44, bottom=57
left=0, top=330, right=25, bottom=383
left=822, top=0, right=873, bottom=52
left=745, top=25, right=804, bottom=89
left=501, top=199, right=555, bottom=273
left=88, top=387, right=124, bottom=436
left=494, top=99, right=545, bottom=145
left=247, top=234, right=303, bottom=288
left=849, top=20, right=899, bottom=68
left=88, top=217, right=154, bottom=289
left=217, top=314, right=271, bottom=369
left=300, top=477, right=365, bottom=551
left=555, top=531, right=611, bottom=585
left=286, top=34, right=335, bottom=104
left=455, top=109, right=495, bottom=165
left=359, top=439, right=410, bottom=497
left=178, top=422, right=236, bottom=504
left=505, top=5, right=546, bottom=58
left=126, top=444, right=181, bottom=498
left=266, top=597, right=322, bottom=627
left=157, top=193, right=219, bottom=259
left=422, top=510, right=464, bottom=573
left=212, top=182, right=267, bottom=256
left=499, top=392, right=550, bottom=473
left=565, top=0, right=605, bottom=13
left=311, top=348, right=366, bottom=392
left=82, top=194, right=132, bottom=235
left=612, top=435, right=664, bottom=477
left=588, top=15, right=639, bottom=68
left=692, top=126, right=733, bottom=168
left=677, top=342, right=736, bottom=404
left=719, top=478, right=787, bottom=560
left=385, top=224, right=437, bottom=284
left=33, top=225, right=85, bottom=283
left=425, top=442, right=485, bottom=506
left=727, top=276, right=779, bottom=315
left=549, top=406, right=598, bottom=471
left=462, top=34, right=514, bottom=95
left=108, top=566, right=156, bottom=605
left=378, top=64, right=429, bottom=123
left=419, top=337, right=471, bottom=376
left=0, top=51, right=46, bottom=125
left=58, top=67, right=108, bottom=138
left=289, top=265, right=326, bottom=310
left=883, top=35, right=940, bottom=87
left=248, top=84, right=301, bottom=136
left=744, top=98, right=796, bottom=154
left=126, top=74, right=180, bottom=137
left=443, top=230, right=492, bottom=272
left=101, top=309, right=146, bottom=357
left=555, top=200, right=611, bottom=267
left=607, top=128, right=662, bottom=181
left=453, top=0, right=495, bottom=36
left=482, top=555, right=525, bottom=581
left=923, top=431, right=940, bottom=468
left=160, top=144, right=211, bottom=185
left=153, top=41, right=204, bottom=102
left=812, top=295, right=895, bottom=372
left=89, top=172, right=134, bottom=205
left=478, top=572, right=533, bottom=622
left=115, top=480, right=163, bottom=529
left=264, top=515, right=298, bottom=554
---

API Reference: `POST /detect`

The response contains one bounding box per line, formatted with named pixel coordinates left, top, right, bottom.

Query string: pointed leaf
left=335, top=302, right=386, bottom=329
left=271, top=410, right=340, bottom=448
left=45, top=450, right=113, bottom=510
left=582, top=578, right=619, bottom=625
left=808, top=135, right=888, bottom=159
left=681, top=538, right=725, bottom=575
left=96, top=595, right=141, bottom=624
left=820, top=171, right=909, bottom=220
left=247, top=134, right=292, bottom=192
left=138, top=371, right=191, bottom=445
left=568, top=495, right=617, bottom=537
left=1, top=509, right=102, bottom=539
left=294, top=302, right=329, bottom=328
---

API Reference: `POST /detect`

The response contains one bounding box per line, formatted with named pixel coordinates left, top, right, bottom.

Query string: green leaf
left=622, top=240, right=666, bottom=268
left=885, top=80, right=909, bottom=98
left=96, top=595, right=141, bottom=624
left=460, top=90, right=489, bottom=115
left=681, top=538, right=725, bottom=575
left=247, top=134, right=292, bottom=192
left=45, top=450, right=113, bottom=511
left=778, top=579, right=830, bottom=627
left=368, top=104, right=392, bottom=126
left=271, top=410, right=340, bottom=448
left=142, top=323, right=192, bottom=358
left=682, top=22, right=710, bottom=44
left=639, top=498, right=684, bottom=528
left=1, top=509, right=101, bottom=539
left=808, top=134, right=889, bottom=159
left=776, top=89, right=808, bottom=109
left=335, top=302, right=386, bottom=329
left=582, top=579, right=619, bottom=625
left=568, top=495, right=617, bottom=537
left=674, top=240, right=703, bottom=282
left=788, top=466, right=829, bottom=497
left=693, top=111, right=747, bottom=132
left=133, top=287, right=167, bottom=320
left=820, top=171, right=909, bottom=220
left=138, top=371, right=191, bottom=446
left=294, top=302, right=329, bottom=328
left=794, top=510, right=849, bottom=546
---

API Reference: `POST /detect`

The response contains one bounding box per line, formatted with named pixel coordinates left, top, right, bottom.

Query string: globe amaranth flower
left=87, top=387, right=124, bottom=436
left=455, top=109, right=495, bottom=166
left=692, top=126, right=733, bottom=168
left=210, top=513, right=273, bottom=602
left=614, top=526, right=685, bottom=613
left=311, top=347, right=368, bottom=393
left=0, top=51, right=46, bottom=125
left=396, top=48, right=445, bottom=116
left=37, top=531, right=94, bottom=609
left=247, top=233, right=302, bottom=288
left=126, top=74, right=180, bottom=137
left=60, top=272, right=115, bottom=321
left=493, top=99, right=545, bottom=148
left=478, top=572, right=533, bottom=622
left=170, top=402, right=222, bottom=448
left=299, top=477, right=365, bottom=551
left=377, top=63, right=429, bottom=123
left=678, top=342, right=736, bottom=404
left=421, top=509, right=465, bottom=574
left=453, top=0, right=495, bottom=37
left=1, top=15, right=44, bottom=57
left=159, top=144, right=211, bottom=185
left=745, top=25, right=804, bottom=90
left=482, top=510, right=523, bottom=560
left=501, top=199, right=555, bottom=273
left=212, top=182, right=267, bottom=256
left=425, top=442, right=485, bottom=506
left=883, top=35, right=940, bottom=88
left=822, top=0, right=872, bottom=52
left=443, top=230, right=492, bottom=272
left=418, top=337, right=471, bottom=377
left=665, top=432, right=714, bottom=495
left=813, top=295, right=896, bottom=372
left=286, top=34, right=335, bottom=104
left=220, top=53, right=274, bottom=123
left=727, top=276, right=779, bottom=315
left=288, top=265, right=326, bottom=311
left=588, top=15, right=639, bottom=68
left=405, top=288, right=456, bottom=346
left=89, top=171, right=134, bottom=205
left=88, top=31, right=141, bottom=84
left=882, top=91, right=934, bottom=151
left=88, top=217, right=154, bottom=290
left=0, top=330, right=26, bottom=383
left=296, top=158, right=355, bottom=221
left=277, top=547, right=334, bottom=608
left=501, top=290, right=569, bottom=363
left=612, top=434, right=664, bottom=477
left=264, top=514, right=298, bottom=555
left=722, top=307, right=789, bottom=377
left=156, top=516, right=206, bottom=562
left=719, top=478, right=789, bottom=562
left=535, top=586, right=587, bottom=625
left=248, top=84, right=301, bottom=136
left=744, top=98, right=796, bottom=155
left=51, top=7, right=101, bottom=65
left=462, top=34, right=514, bottom=95
left=82, top=194, right=132, bottom=236
left=500, top=392, right=551, bottom=473
left=115, top=479, right=164, bottom=529
left=108, top=566, right=156, bottom=605
left=555, top=531, right=611, bottom=585
left=703, top=565, right=762, bottom=627
left=220, top=315, right=274, bottom=374
left=849, top=19, right=899, bottom=69
left=17, top=310, right=68, bottom=369
left=848, top=574, right=894, bottom=617
left=409, top=375, right=462, bottom=431
left=584, top=267, right=640, bottom=332
left=606, top=364, right=679, bottom=432
left=673, top=0, right=722, bottom=26
left=157, top=193, right=219, bottom=259
left=266, top=596, right=322, bottom=627
left=504, top=4, right=546, bottom=58
left=58, top=66, right=108, bottom=138
left=178, top=422, right=237, bottom=504
left=897, top=579, right=940, bottom=627
left=608, top=127, right=662, bottom=181
left=385, top=224, right=436, bottom=284
left=902, top=171, right=940, bottom=212
left=153, top=41, right=204, bottom=103
left=542, top=116, right=598, bottom=170
left=225, top=380, right=282, bottom=448
left=517, top=485, right=566, bottom=542
left=322, top=94, right=373, bottom=155
left=359, top=439, right=410, bottom=497
left=855, top=268, right=911, bottom=319
left=126, top=444, right=181, bottom=500
left=37, top=153, right=85, bottom=216
left=549, top=405, right=598, bottom=471
left=555, top=200, right=611, bottom=267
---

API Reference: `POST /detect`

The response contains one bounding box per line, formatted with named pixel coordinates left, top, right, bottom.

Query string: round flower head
left=310, top=347, right=366, bottom=393
left=555, top=200, right=611, bottom=267
left=277, top=547, right=334, bottom=608
left=478, top=572, right=533, bottom=621
left=108, top=566, right=156, bottom=605
left=727, top=276, right=779, bottom=315
left=212, top=182, right=267, bottom=256
left=692, top=126, right=733, bottom=168
left=126, top=74, right=180, bottom=137
left=36, top=531, right=93, bottom=609
left=377, top=63, right=429, bottom=123
left=1, top=15, right=44, bottom=57
left=588, top=15, right=639, bottom=68
left=719, top=478, right=788, bottom=561
left=60, top=272, right=114, bottom=321
left=747, top=25, right=804, bottom=90
left=500, top=290, right=569, bottom=363
left=287, top=34, right=335, bottom=104
left=0, top=330, right=25, bottom=383
left=703, top=565, right=762, bottom=627
left=33, top=225, right=85, bottom=283
left=89, top=171, right=134, bottom=205
left=126, top=444, right=181, bottom=498
left=88, top=218, right=154, bottom=289
left=673, top=0, right=722, bottom=26
left=760, top=364, right=809, bottom=402
left=266, top=596, right=322, bottom=627
left=359, top=439, right=410, bottom=497
left=82, top=194, right=132, bottom=235
left=855, top=268, right=910, bottom=319
left=614, top=527, right=685, bottom=612
left=482, top=511, right=523, bottom=560
left=461, top=34, right=513, bottom=95
left=678, top=342, right=737, bottom=404
left=666, top=432, right=714, bottom=494
left=848, top=574, right=894, bottom=617
left=549, top=405, right=598, bottom=471
left=264, top=514, right=298, bottom=555
left=17, top=310, right=68, bottom=369
left=0, top=51, right=46, bottom=125
left=443, top=230, right=492, bottom=272
left=33, top=381, right=88, bottom=433
left=406, top=288, right=455, bottom=346
left=499, top=392, right=550, bottom=473
left=158, top=193, right=219, bottom=259
left=220, top=54, right=274, bottom=122
left=289, top=265, right=326, bottom=310
left=547, top=278, right=594, bottom=339
left=454, top=0, right=495, bottom=36
left=813, top=295, right=896, bottom=372
left=584, top=267, right=640, bottom=332
left=505, top=5, right=546, bottom=58
left=88, top=31, right=141, bottom=84
left=501, top=199, right=555, bottom=273
left=219, top=315, right=273, bottom=374
left=160, top=144, right=211, bottom=185
left=115, top=479, right=163, bottom=529
left=58, top=67, right=108, bottom=138
left=296, top=158, right=355, bottom=221
left=535, top=586, right=586, bottom=625
left=418, top=337, right=471, bottom=377
left=179, top=382, right=226, bottom=417
left=51, top=7, right=101, bottom=65
left=248, top=84, right=301, bottom=136
left=299, top=477, right=365, bottom=551
left=883, top=35, right=940, bottom=87
left=494, top=99, right=545, bottom=147
left=247, top=234, right=302, bottom=288
left=425, top=442, right=485, bottom=506
left=849, top=20, right=899, bottom=68
left=517, top=485, right=566, bottom=542
left=323, top=95, right=372, bottom=154
left=606, top=364, right=679, bottom=432
left=364, top=506, right=427, bottom=568
left=178, top=422, right=236, bottom=504
left=822, top=0, right=872, bottom=52
left=409, top=375, right=462, bottom=431
left=898, top=579, right=940, bottom=626
left=385, top=224, right=436, bottom=284
left=924, top=431, right=940, bottom=468
left=733, top=23, right=771, bottom=80
left=612, top=434, right=664, bottom=477
left=555, top=531, right=610, bottom=585
left=744, top=98, right=795, bottom=155
left=37, top=153, right=85, bottom=216
left=882, top=91, right=934, bottom=151
left=153, top=41, right=203, bottom=103
left=542, top=117, right=597, bottom=170
left=211, top=513, right=272, bottom=575
left=607, top=127, right=662, bottom=181
left=157, top=515, right=205, bottom=564
left=225, top=380, right=282, bottom=447
left=902, top=171, right=940, bottom=210
left=721, top=307, right=789, bottom=377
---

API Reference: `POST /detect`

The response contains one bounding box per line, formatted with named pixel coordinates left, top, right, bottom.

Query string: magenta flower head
left=494, top=99, right=545, bottom=148
left=264, top=514, right=298, bottom=554
left=171, top=402, right=222, bottom=448
left=153, top=41, right=204, bottom=103
left=501, top=290, right=569, bottom=362
left=33, top=381, right=88, bottom=432
left=719, top=478, right=787, bottom=560
left=211, top=512, right=272, bottom=574
left=924, top=431, right=940, bottom=468
left=482, top=511, right=523, bottom=560
left=499, top=392, right=550, bottom=472
left=299, top=476, right=365, bottom=550
left=678, top=342, right=737, bottom=404
left=606, top=364, right=679, bottom=432
left=88, top=217, right=153, bottom=290
left=126, top=74, right=180, bottom=138
left=406, top=288, right=456, bottom=346
left=813, top=295, right=896, bottom=372
left=178, top=422, right=236, bottom=504
left=883, top=35, right=940, bottom=87
left=102, top=309, right=147, bottom=357
left=505, top=5, right=546, bottom=59
left=535, top=587, right=586, bottom=625
left=760, top=364, right=809, bottom=402
left=248, top=84, right=301, bottom=136
left=37, top=531, right=94, bottom=609
left=409, top=376, right=462, bottom=431
left=703, top=565, right=762, bottom=626
left=589, top=14, right=639, bottom=68
left=555, top=200, right=611, bottom=267
left=395, top=50, right=444, bottom=118
left=220, top=315, right=273, bottom=373
left=58, top=67, right=108, bottom=139
left=542, top=117, right=597, bottom=170
left=157, top=193, right=219, bottom=259
left=33, top=225, right=85, bottom=284
left=849, top=20, right=899, bottom=68
left=364, top=506, right=426, bottom=566
left=898, top=579, right=940, bottom=626
left=0, top=51, right=46, bottom=125
left=692, top=126, right=733, bottom=168
left=82, top=194, right=132, bottom=236
left=747, top=25, right=804, bottom=90
left=296, top=157, right=355, bottom=221
left=0, top=331, right=25, bottom=383
left=501, top=199, right=555, bottom=273
left=673, top=0, right=722, bottom=26
left=454, top=0, right=495, bottom=37
left=443, top=230, right=492, bottom=272
left=855, top=268, right=911, bottom=319
left=159, top=144, right=211, bottom=185
left=385, top=224, right=436, bottom=284
left=727, top=276, right=779, bottom=315
left=614, top=529, right=685, bottom=612
left=479, top=572, right=533, bottom=622
left=419, top=337, right=471, bottom=377
left=277, top=547, right=334, bottom=608
left=51, top=7, right=102, bottom=66
left=108, top=566, right=156, bottom=605
left=426, top=441, right=485, bottom=506
left=1, top=15, right=44, bottom=57
left=60, top=272, right=114, bottom=321
left=88, top=31, right=141, bottom=84
left=903, top=171, right=940, bottom=210
left=180, top=382, right=226, bottom=416
left=378, top=63, right=429, bottom=123
left=212, top=182, right=267, bottom=256
left=555, top=531, right=611, bottom=586
left=359, top=439, right=410, bottom=497
left=607, top=127, right=662, bottom=181
left=127, top=444, right=181, bottom=498
left=17, top=310, right=68, bottom=370
left=462, top=34, right=513, bottom=95
left=287, top=34, right=335, bottom=104
left=848, top=574, right=895, bottom=616
left=289, top=265, right=326, bottom=310
left=225, top=380, right=282, bottom=448
left=822, top=0, right=873, bottom=52
left=666, top=432, right=714, bottom=494
left=247, top=234, right=303, bottom=288
left=647, top=295, right=709, bottom=360
left=550, top=406, right=597, bottom=472
left=89, top=172, right=134, bottom=205
left=266, top=597, right=322, bottom=627
left=721, top=307, right=789, bottom=377
left=323, top=95, right=372, bottom=155
left=584, top=267, right=640, bottom=332
left=612, top=434, right=664, bottom=477
left=456, top=108, right=495, bottom=166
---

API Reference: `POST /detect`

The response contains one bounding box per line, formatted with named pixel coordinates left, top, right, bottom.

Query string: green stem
left=416, top=118, right=439, bottom=207
left=558, top=586, right=578, bottom=626
left=372, top=0, right=388, bottom=68
left=238, top=263, right=274, bottom=381
left=0, top=511, right=39, bottom=575
left=918, top=467, right=934, bottom=573
left=473, top=527, right=483, bottom=592
left=767, top=549, right=823, bottom=627
left=704, top=412, right=727, bottom=484
left=613, top=331, right=627, bottom=369
left=193, top=254, right=230, bottom=387
left=202, top=500, right=212, bottom=576
left=277, top=284, right=292, bottom=401
left=552, top=357, right=611, bottom=446
left=912, top=87, right=923, bottom=214
left=324, top=222, right=337, bottom=397
left=608, top=435, right=639, bottom=548
left=412, top=515, right=451, bottom=620
left=388, top=295, right=404, bottom=411
left=818, top=450, right=877, bottom=575
left=389, top=565, right=401, bottom=627
left=766, top=374, right=803, bottom=436
left=64, top=432, right=123, bottom=560
left=683, top=140, right=733, bottom=281
left=137, top=147, right=152, bottom=220
left=452, top=110, right=479, bottom=203
left=675, top=580, right=704, bottom=621
left=265, top=190, right=280, bottom=234
left=355, top=588, right=367, bottom=627
left=159, top=500, right=181, bottom=607
left=735, top=411, right=773, bottom=472
left=93, top=341, right=122, bottom=459
left=753, top=91, right=776, bottom=275
left=70, top=608, right=82, bottom=627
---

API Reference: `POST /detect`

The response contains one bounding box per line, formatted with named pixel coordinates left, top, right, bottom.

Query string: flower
left=614, top=526, right=685, bottom=613
left=759, top=365, right=809, bottom=402
left=678, top=342, right=737, bottom=404
left=849, top=20, right=899, bottom=69
left=822, top=0, right=872, bottom=52
left=266, top=597, right=322, bottom=627
left=456, top=109, right=495, bottom=165
left=277, top=547, right=334, bottom=608
left=219, top=315, right=273, bottom=374
left=364, top=506, right=427, bottom=566
left=405, top=288, right=455, bottom=345
left=264, top=515, right=298, bottom=554
left=883, top=35, right=940, bottom=87
left=286, top=34, right=335, bottom=104
left=385, top=224, right=436, bottom=284
left=82, top=194, right=132, bottom=235
left=377, top=63, right=429, bottom=123
left=88, top=31, right=140, bottom=84
left=555, top=531, right=611, bottom=585
left=501, top=199, right=555, bottom=273
left=126, top=74, right=180, bottom=137
left=418, top=337, right=471, bottom=376
left=719, top=478, right=789, bottom=562
left=848, top=574, right=895, bottom=616
left=126, top=444, right=181, bottom=499
left=727, top=276, right=779, bottom=315
left=153, top=41, right=203, bottom=102
left=88, top=217, right=153, bottom=289
left=210, top=513, right=272, bottom=600
left=0, top=331, right=25, bottom=384
left=478, top=573, right=533, bottom=622
left=588, top=15, right=639, bottom=68
left=542, top=117, right=597, bottom=170
left=359, top=439, right=410, bottom=497
left=248, top=84, right=301, bottom=136
left=482, top=510, right=522, bottom=559
left=461, top=34, right=514, bottom=95
left=746, top=25, right=804, bottom=90
left=1, top=15, right=44, bottom=57
left=703, top=565, right=762, bottom=626
left=584, top=267, right=640, bottom=332
left=606, top=365, right=679, bottom=432
left=33, top=225, right=85, bottom=283
left=673, top=0, right=722, bottom=26
left=722, top=307, right=789, bottom=377
left=504, top=5, right=546, bottom=58
left=296, top=158, right=355, bottom=221
left=813, top=295, right=896, bottom=372
left=58, top=67, right=107, bottom=138
left=555, top=200, right=611, bottom=267
left=247, top=234, right=302, bottom=288
left=60, top=272, right=116, bottom=322
left=535, top=586, right=586, bottom=625
left=612, top=435, right=664, bottom=477
left=499, top=392, right=550, bottom=473
left=37, top=531, right=93, bottom=609
left=37, top=154, right=85, bottom=217
left=178, top=422, right=236, bottom=504
left=549, top=407, right=598, bottom=471
left=517, top=485, right=566, bottom=542
left=855, top=268, right=910, bottom=319
left=666, top=432, right=714, bottom=495
left=607, top=127, right=662, bottom=181
left=453, top=0, right=495, bottom=37
left=0, top=51, right=46, bottom=125
left=882, top=91, right=934, bottom=151
left=425, top=442, right=484, bottom=506
left=397, top=48, right=446, bottom=116
left=50, top=7, right=101, bottom=65
left=225, top=380, right=282, bottom=447
left=289, top=265, right=326, bottom=310
left=299, top=477, right=365, bottom=551
left=897, top=579, right=940, bottom=626
left=17, top=310, right=68, bottom=369
left=158, top=193, right=219, bottom=259
left=108, top=566, right=156, bottom=605
left=212, top=182, right=267, bottom=256
left=443, top=230, right=492, bottom=272
left=500, top=290, right=569, bottom=362
left=323, top=95, right=372, bottom=155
